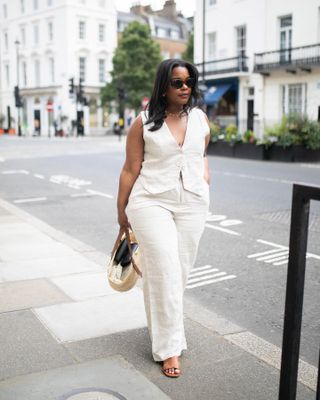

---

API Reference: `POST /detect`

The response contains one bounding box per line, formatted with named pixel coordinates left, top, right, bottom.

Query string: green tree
left=182, top=32, right=194, bottom=63
left=101, top=21, right=162, bottom=111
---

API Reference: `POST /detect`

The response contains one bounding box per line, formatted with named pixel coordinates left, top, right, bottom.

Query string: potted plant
left=234, top=130, right=266, bottom=160
left=207, top=121, right=236, bottom=157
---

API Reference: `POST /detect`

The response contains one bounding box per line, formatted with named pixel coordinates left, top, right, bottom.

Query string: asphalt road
left=0, top=135, right=319, bottom=367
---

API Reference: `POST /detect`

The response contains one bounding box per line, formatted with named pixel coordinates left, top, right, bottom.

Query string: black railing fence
left=255, top=43, right=320, bottom=72
left=279, top=183, right=320, bottom=400
left=196, top=55, right=248, bottom=76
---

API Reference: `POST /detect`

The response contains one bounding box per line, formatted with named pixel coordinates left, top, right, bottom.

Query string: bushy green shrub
left=242, top=130, right=256, bottom=144
left=225, top=124, right=239, bottom=143
left=209, top=121, right=221, bottom=142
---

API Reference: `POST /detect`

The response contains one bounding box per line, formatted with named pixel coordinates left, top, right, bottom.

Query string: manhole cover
left=59, top=388, right=127, bottom=400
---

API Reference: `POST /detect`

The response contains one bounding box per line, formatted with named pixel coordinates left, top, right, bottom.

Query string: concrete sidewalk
left=0, top=199, right=317, bottom=400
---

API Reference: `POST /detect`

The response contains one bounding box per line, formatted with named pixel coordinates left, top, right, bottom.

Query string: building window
left=79, top=21, right=86, bottom=39
left=162, top=50, right=170, bottom=59
left=5, top=64, right=10, bottom=87
left=236, top=25, right=246, bottom=57
left=4, top=32, right=8, bottom=51
left=99, top=24, right=105, bottom=42
left=35, top=60, right=40, bottom=86
left=98, top=59, right=106, bottom=83
left=3, top=4, right=7, bottom=18
left=49, top=57, right=54, bottom=83
left=171, top=30, right=180, bottom=40
left=48, top=21, right=53, bottom=41
left=34, top=24, right=39, bottom=45
left=156, top=27, right=168, bottom=38
left=282, top=83, right=307, bottom=115
left=279, top=15, right=292, bottom=63
left=21, top=27, right=26, bottom=46
left=22, top=61, right=27, bottom=86
left=207, top=32, right=217, bottom=59
left=34, top=0, right=38, bottom=10
left=79, top=57, right=86, bottom=81
left=21, top=0, right=25, bottom=13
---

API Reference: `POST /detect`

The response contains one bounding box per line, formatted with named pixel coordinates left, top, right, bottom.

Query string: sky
left=114, top=0, right=196, bottom=18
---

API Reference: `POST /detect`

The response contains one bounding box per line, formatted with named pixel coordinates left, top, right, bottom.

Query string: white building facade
left=194, top=0, right=320, bottom=137
left=0, top=0, right=117, bottom=136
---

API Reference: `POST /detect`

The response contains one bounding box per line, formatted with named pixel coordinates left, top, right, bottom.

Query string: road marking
left=34, top=174, right=45, bottom=179
left=188, top=267, right=219, bottom=278
left=86, top=189, right=114, bottom=199
left=2, top=169, right=29, bottom=175
left=0, top=157, right=5, bottom=162
left=187, top=275, right=236, bottom=289
left=205, top=223, right=240, bottom=236
left=248, top=239, right=320, bottom=265
left=70, top=192, right=95, bottom=198
left=300, top=163, right=320, bottom=169
left=187, top=265, right=237, bottom=289
left=49, top=175, right=91, bottom=189
left=13, top=197, right=47, bottom=204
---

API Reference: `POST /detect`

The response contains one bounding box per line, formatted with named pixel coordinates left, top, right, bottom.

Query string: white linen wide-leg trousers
left=126, top=178, right=209, bottom=361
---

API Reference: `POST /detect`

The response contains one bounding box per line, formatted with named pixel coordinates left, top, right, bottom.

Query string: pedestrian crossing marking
left=186, top=265, right=236, bottom=289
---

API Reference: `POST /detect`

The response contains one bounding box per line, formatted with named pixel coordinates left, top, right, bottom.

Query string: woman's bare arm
left=117, top=115, right=144, bottom=227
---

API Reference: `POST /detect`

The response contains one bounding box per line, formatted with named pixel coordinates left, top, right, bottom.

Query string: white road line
left=273, top=260, right=290, bottom=266
left=0, top=157, right=5, bottom=162
left=49, top=178, right=62, bottom=184
left=14, top=197, right=47, bottom=204
left=257, top=239, right=287, bottom=249
left=264, top=255, right=289, bottom=263
left=34, top=174, right=45, bottom=179
left=187, top=275, right=236, bottom=289
left=191, top=264, right=214, bottom=272
left=68, top=184, right=81, bottom=189
left=188, top=268, right=219, bottom=278
left=205, top=223, right=240, bottom=236
left=2, top=169, right=29, bottom=175
left=256, top=250, right=289, bottom=261
left=188, top=271, right=226, bottom=284
left=248, top=248, right=286, bottom=258
left=86, top=189, right=114, bottom=199
left=300, top=163, right=320, bottom=169
left=70, top=193, right=95, bottom=198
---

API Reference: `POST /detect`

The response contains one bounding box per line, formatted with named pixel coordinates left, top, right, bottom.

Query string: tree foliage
left=100, top=21, right=162, bottom=110
left=182, top=32, right=194, bottom=63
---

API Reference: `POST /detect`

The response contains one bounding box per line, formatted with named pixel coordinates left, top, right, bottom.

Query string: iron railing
left=254, top=43, right=320, bottom=73
left=196, top=55, right=248, bottom=76
left=279, top=183, right=320, bottom=400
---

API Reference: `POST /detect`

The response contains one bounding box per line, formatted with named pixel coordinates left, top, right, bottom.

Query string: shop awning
left=204, top=84, right=232, bottom=105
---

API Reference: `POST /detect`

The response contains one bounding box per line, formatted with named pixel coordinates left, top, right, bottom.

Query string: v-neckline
left=164, top=109, right=192, bottom=150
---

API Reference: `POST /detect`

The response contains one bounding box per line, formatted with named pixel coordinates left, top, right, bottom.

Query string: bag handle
left=110, top=226, right=142, bottom=277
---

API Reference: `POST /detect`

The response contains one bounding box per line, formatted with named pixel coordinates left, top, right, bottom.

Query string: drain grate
left=256, top=210, right=320, bottom=232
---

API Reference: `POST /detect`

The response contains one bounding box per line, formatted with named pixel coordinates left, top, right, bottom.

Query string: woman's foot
left=161, top=356, right=181, bottom=378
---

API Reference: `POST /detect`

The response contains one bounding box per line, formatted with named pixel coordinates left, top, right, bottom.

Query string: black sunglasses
left=170, top=77, right=195, bottom=89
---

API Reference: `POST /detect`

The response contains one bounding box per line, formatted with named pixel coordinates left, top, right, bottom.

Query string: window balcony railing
left=196, top=55, right=248, bottom=77
left=254, top=43, right=320, bottom=73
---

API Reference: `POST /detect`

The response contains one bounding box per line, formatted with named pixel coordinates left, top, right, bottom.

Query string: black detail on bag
left=114, top=239, right=139, bottom=267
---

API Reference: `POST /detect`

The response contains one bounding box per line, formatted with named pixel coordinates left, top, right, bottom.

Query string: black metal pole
left=278, top=185, right=310, bottom=400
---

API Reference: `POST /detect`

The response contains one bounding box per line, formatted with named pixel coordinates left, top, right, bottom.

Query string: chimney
left=157, top=0, right=177, bottom=19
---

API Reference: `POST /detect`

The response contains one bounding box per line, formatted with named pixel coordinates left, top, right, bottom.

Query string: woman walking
left=116, top=59, right=210, bottom=378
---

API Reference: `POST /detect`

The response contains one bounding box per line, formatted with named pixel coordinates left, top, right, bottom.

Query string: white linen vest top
left=139, top=107, right=210, bottom=196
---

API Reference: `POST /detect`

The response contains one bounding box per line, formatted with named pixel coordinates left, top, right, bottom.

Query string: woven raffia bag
left=107, top=227, right=142, bottom=292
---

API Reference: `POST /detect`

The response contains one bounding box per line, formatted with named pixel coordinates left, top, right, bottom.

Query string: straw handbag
left=107, top=227, right=142, bottom=292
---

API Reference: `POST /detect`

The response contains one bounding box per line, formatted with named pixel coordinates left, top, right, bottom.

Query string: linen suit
left=126, top=107, right=210, bottom=361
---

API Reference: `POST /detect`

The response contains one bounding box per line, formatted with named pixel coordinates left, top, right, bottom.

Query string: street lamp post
left=14, top=39, right=22, bottom=136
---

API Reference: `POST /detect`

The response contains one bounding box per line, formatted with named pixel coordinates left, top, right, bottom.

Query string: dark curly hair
left=145, top=59, right=202, bottom=131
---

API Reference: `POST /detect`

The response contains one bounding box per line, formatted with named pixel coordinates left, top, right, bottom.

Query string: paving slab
left=0, top=254, right=102, bottom=282
left=0, top=356, right=170, bottom=400
left=34, top=289, right=147, bottom=342
left=0, top=279, right=71, bottom=312
left=51, top=271, right=119, bottom=300
left=0, top=310, right=75, bottom=381
left=0, top=241, right=78, bottom=262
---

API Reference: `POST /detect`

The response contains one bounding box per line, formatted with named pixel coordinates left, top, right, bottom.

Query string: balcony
left=196, top=55, right=248, bottom=78
left=254, top=43, right=320, bottom=74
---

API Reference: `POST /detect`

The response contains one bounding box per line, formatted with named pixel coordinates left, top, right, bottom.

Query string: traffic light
left=69, top=78, right=74, bottom=94
left=77, top=78, right=84, bottom=104
left=14, top=86, right=23, bottom=107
